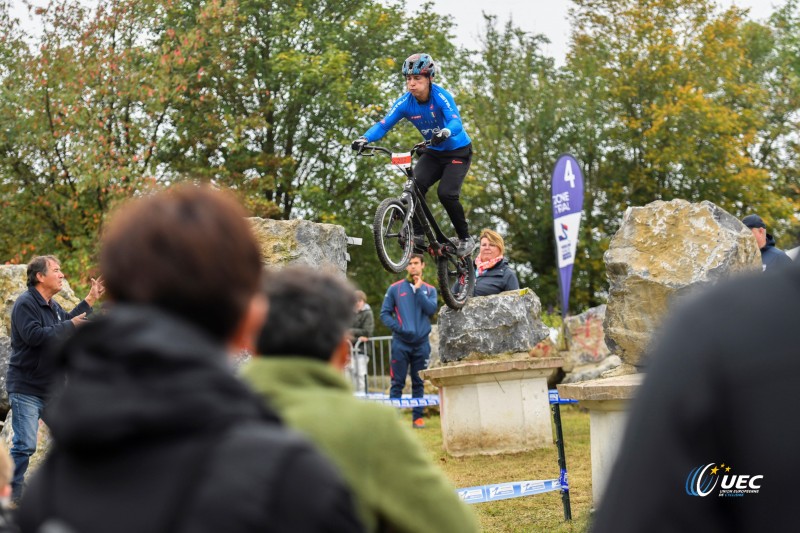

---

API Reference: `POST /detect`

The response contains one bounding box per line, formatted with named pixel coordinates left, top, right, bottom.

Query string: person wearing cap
left=741, top=214, right=793, bottom=271
left=351, top=53, right=476, bottom=258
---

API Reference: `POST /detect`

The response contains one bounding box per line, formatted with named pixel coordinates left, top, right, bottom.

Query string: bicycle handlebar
left=352, top=140, right=430, bottom=157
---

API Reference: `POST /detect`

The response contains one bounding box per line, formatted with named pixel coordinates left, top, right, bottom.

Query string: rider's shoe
left=455, top=236, right=476, bottom=257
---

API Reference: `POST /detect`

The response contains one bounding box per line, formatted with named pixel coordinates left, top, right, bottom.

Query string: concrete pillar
left=557, top=374, right=642, bottom=506
left=422, top=358, right=563, bottom=456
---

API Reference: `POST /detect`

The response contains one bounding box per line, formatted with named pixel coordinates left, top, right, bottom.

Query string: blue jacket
left=473, top=258, right=520, bottom=297
left=380, top=280, right=437, bottom=346
left=8, top=287, right=92, bottom=398
left=363, top=84, right=471, bottom=152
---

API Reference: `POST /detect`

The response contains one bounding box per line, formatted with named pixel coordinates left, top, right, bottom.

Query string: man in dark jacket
left=592, top=264, right=800, bottom=532
left=17, top=185, right=362, bottom=533
left=380, top=255, right=437, bottom=428
left=7, top=255, right=103, bottom=501
left=742, top=214, right=793, bottom=271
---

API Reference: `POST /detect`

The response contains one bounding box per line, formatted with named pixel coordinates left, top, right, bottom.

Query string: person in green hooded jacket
left=242, top=266, right=479, bottom=533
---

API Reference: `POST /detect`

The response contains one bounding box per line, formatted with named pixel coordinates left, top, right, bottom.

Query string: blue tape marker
left=559, top=468, right=569, bottom=492
left=549, top=389, right=578, bottom=405
left=457, top=479, right=562, bottom=504
left=355, top=393, right=440, bottom=408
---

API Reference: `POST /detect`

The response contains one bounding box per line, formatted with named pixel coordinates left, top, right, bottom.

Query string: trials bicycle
left=353, top=141, right=476, bottom=310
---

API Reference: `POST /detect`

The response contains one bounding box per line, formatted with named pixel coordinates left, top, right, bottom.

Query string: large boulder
left=438, top=290, right=550, bottom=363
left=604, top=199, right=760, bottom=369
left=249, top=218, right=348, bottom=275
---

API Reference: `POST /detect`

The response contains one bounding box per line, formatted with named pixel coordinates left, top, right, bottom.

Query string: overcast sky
left=9, top=0, right=784, bottom=65
left=432, top=0, right=780, bottom=64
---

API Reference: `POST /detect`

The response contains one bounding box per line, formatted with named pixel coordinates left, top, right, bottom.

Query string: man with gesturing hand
left=7, top=255, right=104, bottom=501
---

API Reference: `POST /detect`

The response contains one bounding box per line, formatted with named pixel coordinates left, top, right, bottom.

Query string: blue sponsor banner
left=549, top=389, right=578, bottom=405
left=457, top=479, right=562, bottom=504
left=551, top=154, right=584, bottom=318
left=355, top=393, right=440, bottom=408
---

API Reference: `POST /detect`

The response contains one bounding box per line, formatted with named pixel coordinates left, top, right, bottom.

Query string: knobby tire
left=437, top=252, right=476, bottom=310
left=373, top=198, right=413, bottom=273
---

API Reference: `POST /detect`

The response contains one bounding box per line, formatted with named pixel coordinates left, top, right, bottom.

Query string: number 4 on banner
left=564, top=160, right=576, bottom=189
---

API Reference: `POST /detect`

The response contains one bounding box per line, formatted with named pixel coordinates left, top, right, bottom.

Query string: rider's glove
left=351, top=137, right=368, bottom=151
left=430, top=128, right=451, bottom=147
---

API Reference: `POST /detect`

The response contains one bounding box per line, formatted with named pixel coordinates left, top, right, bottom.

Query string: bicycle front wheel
left=437, top=252, right=476, bottom=310
left=373, top=198, right=413, bottom=273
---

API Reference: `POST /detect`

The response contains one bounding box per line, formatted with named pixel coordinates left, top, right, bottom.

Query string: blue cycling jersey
left=362, top=83, right=471, bottom=152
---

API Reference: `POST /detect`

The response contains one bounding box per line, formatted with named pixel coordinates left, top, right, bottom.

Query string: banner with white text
left=551, top=154, right=584, bottom=318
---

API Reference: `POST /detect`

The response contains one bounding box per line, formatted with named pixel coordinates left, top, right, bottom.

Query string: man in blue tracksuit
left=380, top=255, right=438, bottom=428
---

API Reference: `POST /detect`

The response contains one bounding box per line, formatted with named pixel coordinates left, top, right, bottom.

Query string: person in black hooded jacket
left=17, top=185, right=363, bottom=533
left=592, top=263, right=800, bottom=532
left=741, top=214, right=793, bottom=271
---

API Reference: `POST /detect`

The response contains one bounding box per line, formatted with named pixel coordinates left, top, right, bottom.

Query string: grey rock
left=438, top=290, right=550, bottom=363
left=604, top=199, right=760, bottom=368
left=561, top=355, right=622, bottom=384
left=0, top=337, right=9, bottom=418
left=249, top=218, right=348, bottom=275
left=427, top=325, right=440, bottom=368
left=562, top=305, right=611, bottom=372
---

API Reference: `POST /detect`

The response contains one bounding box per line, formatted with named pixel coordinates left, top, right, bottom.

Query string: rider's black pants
left=413, top=143, right=472, bottom=240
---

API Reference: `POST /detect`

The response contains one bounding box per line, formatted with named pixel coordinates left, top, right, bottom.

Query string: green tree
left=740, top=0, right=800, bottom=244
left=455, top=16, right=567, bottom=308
left=558, top=0, right=797, bottom=309
left=0, top=0, right=176, bottom=282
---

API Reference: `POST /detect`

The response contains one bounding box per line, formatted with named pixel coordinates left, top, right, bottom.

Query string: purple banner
left=551, top=154, right=584, bottom=317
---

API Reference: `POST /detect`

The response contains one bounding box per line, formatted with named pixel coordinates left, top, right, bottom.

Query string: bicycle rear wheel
left=437, top=251, right=476, bottom=310
left=373, top=198, right=414, bottom=273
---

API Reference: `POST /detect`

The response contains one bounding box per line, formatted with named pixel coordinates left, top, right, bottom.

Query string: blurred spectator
left=350, top=290, right=374, bottom=343
left=592, top=264, right=800, bottom=532
left=245, top=266, right=479, bottom=533
left=17, top=185, right=362, bottom=533
left=741, top=214, right=792, bottom=271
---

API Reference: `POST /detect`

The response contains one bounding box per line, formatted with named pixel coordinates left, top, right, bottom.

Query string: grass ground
left=406, top=405, right=593, bottom=532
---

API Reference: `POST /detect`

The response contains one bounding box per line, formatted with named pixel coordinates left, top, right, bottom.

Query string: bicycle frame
left=362, top=143, right=456, bottom=257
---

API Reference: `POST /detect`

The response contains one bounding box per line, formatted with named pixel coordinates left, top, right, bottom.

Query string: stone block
left=249, top=218, right=348, bottom=275
left=423, top=358, right=564, bottom=456
left=604, top=199, right=760, bottom=368
left=438, top=289, right=550, bottom=363
left=558, top=374, right=643, bottom=505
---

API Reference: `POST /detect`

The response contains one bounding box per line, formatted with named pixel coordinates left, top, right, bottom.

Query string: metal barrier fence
left=346, top=336, right=393, bottom=393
